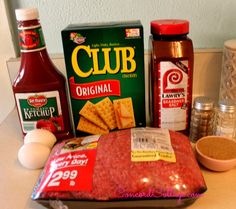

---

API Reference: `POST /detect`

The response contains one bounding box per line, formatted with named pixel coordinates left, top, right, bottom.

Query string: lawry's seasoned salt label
left=62, top=21, right=146, bottom=136
left=159, top=61, right=189, bottom=130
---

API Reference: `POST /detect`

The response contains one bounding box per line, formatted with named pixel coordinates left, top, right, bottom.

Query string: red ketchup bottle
left=13, top=8, right=73, bottom=140
left=150, top=19, right=194, bottom=135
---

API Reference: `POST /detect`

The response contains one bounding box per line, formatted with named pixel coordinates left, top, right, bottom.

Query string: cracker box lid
left=62, top=20, right=143, bottom=31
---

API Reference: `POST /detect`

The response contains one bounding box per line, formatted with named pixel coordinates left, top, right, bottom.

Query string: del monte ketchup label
left=18, top=25, right=46, bottom=52
left=27, top=95, right=47, bottom=107
left=15, top=91, right=64, bottom=134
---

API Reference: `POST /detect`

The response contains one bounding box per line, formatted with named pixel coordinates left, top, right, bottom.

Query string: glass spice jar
left=214, top=99, right=236, bottom=139
left=189, top=96, right=214, bottom=142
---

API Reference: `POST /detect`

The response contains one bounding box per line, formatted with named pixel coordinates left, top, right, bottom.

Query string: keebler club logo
left=70, top=32, right=86, bottom=44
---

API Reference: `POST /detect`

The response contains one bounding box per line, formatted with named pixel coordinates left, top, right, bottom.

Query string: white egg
left=24, top=129, right=57, bottom=148
left=18, top=142, right=50, bottom=170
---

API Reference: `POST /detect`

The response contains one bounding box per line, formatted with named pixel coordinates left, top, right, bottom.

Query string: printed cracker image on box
left=61, top=21, right=146, bottom=136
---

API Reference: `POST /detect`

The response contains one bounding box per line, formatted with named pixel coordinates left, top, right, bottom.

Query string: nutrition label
left=131, top=128, right=176, bottom=162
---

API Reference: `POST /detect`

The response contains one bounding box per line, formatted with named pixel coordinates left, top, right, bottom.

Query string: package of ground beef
left=32, top=128, right=207, bottom=209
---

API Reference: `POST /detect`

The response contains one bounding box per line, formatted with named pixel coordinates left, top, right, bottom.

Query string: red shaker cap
left=151, top=19, right=189, bottom=35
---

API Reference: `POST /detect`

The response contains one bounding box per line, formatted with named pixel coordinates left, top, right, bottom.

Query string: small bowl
left=195, top=136, right=236, bottom=172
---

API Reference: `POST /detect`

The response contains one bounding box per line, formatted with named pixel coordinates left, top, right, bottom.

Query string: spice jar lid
left=194, top=96, right=214, bottom=110
left=218, top=99, right=236, bottom=113
left=151, top=19, right=189, bottom=35
left=15, top=8, right=39, bottom=21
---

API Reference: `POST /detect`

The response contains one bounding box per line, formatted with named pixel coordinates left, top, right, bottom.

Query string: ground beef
left=32, top=128, right=206, bottom=202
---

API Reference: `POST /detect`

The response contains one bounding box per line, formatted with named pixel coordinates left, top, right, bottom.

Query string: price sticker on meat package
left=131, top=128, right=176, bottom=162
left=37, top=136, right=99, bottom=192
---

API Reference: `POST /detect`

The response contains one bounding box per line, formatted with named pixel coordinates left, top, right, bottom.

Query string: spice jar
left=150, top=19, right=194, bottom=136
left=214, top=99, right=236, bottom=139
left=189, top=96, right=214, bottom=142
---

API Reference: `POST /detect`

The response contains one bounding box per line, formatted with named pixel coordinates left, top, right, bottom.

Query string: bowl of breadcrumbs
left=195, top=136, right=236, bottom=172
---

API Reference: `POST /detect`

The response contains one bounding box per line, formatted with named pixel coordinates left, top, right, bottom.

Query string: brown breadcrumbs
left=197, top=137, right=236, bottom=160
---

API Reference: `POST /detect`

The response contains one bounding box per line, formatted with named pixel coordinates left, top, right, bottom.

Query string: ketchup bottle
left=13, top=8, right=73, bottom=140
left=150, top=19, right=194, bottom=135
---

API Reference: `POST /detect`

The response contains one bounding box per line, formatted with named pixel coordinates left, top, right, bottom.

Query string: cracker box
left=61, top=21, right=146, bottom=136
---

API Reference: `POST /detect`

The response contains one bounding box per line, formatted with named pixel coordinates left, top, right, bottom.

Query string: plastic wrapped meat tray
left=32, top=128, right=207, bottom=209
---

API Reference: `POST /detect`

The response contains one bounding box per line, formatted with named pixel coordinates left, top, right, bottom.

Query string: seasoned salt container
left=214, top=100, right=236, bottom=139
left=189, top=96, right=214, bottom=142
left=150, top=19, right=194, bottom=136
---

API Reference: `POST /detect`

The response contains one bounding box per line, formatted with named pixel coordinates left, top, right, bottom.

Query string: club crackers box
left=61, top=21, right=146, bottom=136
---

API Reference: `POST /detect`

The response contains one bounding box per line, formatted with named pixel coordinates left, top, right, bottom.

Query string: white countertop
left=1, top=109, right=236, bottom=209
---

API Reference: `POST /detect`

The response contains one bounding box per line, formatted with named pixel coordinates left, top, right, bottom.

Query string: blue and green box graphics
left=61, top=21, right=146, bottom=136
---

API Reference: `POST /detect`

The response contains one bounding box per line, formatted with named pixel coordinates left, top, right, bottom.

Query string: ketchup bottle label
left=15, top=91, right=65, bottom=134
left=157, top=60, right=190, bottom=131
left=18, top=25, right=46, bottom=52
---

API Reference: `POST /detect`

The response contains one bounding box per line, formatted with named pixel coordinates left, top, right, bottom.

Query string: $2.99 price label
left=39, top=149, right=97, bottom=192
left=47, top=169, right=78, bottom=188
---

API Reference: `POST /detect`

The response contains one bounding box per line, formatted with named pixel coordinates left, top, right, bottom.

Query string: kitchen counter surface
left=1, top=109, right=236, bottom=209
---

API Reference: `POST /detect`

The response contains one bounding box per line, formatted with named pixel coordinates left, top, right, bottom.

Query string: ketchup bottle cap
left=15, top=8, right=39, bottom=21
left=151, top=19, right=189, bottom=35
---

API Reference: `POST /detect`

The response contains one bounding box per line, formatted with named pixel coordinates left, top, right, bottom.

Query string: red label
left=27, top=95, right=47, bottom=107
left=18, top=25, right=45, bottom=51
left=154, top=61, right=190, bottom=131
left=38, top=149, right=97, bottom=192
left=162, top=98, right=185, bottom=108
left=69, top=77, right=121, bottom=99
left=19, top=31, right=40, bottom=49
